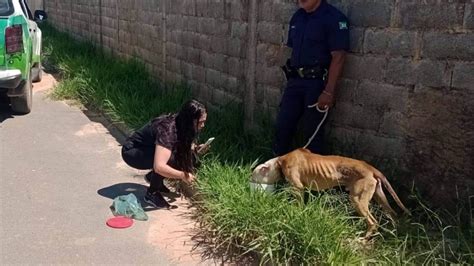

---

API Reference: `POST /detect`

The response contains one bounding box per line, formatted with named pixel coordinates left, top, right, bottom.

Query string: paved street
left=0, top=74, right=211, bottom=265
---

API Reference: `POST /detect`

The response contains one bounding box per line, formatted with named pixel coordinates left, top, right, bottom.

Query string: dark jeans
left=273, top=78, right=327, bottom=156
left=121, top=141, right=169, bottom=193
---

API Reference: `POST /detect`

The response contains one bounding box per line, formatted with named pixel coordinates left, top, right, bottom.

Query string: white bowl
left=249, top=182, right=275, bottom=193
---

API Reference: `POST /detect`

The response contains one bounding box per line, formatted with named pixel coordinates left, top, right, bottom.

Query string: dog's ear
left=276, top=158, right=283, bottom=168
left=259, top=164, right=269, bottom=175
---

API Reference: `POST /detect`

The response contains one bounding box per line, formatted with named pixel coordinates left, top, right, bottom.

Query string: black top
left=127, top=114, right=178, bottom=151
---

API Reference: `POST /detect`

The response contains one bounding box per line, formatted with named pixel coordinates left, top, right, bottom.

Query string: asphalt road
left=0, top=80, right=184, bottom=264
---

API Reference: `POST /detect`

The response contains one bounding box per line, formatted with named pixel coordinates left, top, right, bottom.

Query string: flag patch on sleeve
left=339, top=21, right=348, bottom=30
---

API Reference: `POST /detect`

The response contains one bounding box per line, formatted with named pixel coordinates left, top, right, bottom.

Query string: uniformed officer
left=273, top=0, right=349, bottom=156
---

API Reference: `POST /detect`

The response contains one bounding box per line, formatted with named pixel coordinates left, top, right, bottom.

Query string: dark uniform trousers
left=273, top=78, right=327, bottom=156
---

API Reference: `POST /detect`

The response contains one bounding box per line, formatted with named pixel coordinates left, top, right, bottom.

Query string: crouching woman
left=121, top=99, right=208, bottom=209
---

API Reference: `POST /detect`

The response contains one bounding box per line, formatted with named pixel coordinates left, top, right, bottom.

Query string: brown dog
left=251, top=148, right=411, bottom=238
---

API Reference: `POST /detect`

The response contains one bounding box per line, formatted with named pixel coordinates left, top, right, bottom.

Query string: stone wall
left=44, top=0, right=473, bottom=209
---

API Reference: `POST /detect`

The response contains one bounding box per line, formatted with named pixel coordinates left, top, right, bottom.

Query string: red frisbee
left=106, top=216, right=134, bottom=229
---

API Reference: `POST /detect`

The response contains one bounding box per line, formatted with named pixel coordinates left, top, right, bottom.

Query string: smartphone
left=204, top=137, right=215, bottom=146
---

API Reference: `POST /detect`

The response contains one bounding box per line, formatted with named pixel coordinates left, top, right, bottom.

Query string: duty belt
left=281, top=60, right=328, bottom=80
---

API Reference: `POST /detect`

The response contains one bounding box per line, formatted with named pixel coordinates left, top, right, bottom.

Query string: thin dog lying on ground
left=251, top=148, right=411, bottom=238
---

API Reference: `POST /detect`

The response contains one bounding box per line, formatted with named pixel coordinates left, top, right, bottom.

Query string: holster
left=281, top=59, right=295, bottom=81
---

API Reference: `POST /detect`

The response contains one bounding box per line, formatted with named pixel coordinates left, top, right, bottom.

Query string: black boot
left=144, top=171, right=153, bottom=184
left=144, top=190, right=177, bottom=209
left=145, top=171, right=171, bottom=193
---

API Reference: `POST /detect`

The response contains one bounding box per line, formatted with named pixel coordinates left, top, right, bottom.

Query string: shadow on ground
left=97, top=182, right=147, bottom=200
left=97, top=182, right=183, bottom=211
left=0, top=95, right=14, bottom=123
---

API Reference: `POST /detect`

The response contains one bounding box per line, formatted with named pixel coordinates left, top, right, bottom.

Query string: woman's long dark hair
left=175, top=99, right=206, bottom=174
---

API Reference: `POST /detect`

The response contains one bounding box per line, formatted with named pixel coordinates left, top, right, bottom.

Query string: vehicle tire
left=11, top=71, right=33, bottom=114
left=32, top=63, right=42, bottom=83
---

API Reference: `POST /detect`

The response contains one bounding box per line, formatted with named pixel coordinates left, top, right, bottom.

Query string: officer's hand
left=317, top=91, right=335, bottom=109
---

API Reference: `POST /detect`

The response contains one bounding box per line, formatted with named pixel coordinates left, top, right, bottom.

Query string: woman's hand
left=182, top=172, right=196, bottom=184
left=154, top=145, right=196, bottom=182
left=196, top=143, right=211, bottom=155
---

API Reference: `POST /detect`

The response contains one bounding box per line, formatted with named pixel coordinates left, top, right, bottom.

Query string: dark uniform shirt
left=127, top=114, right=178, bottom=151
left=287, top=0, right=350, bottom=68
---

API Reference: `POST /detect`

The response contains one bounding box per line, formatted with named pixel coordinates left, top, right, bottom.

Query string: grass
left=195, top=160, right=366, bottom=264
left=43, top=27, right=190, bottom=130
left=42, top=23, right=473, bottom=265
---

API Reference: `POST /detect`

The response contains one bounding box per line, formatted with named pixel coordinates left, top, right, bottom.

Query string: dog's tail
left=374, top=169, right=411, bottom=216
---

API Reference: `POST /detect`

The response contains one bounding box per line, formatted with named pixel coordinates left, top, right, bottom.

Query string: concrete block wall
left=44, top=0, right=473, bottom=209
left=326, top=0, right=473, bottom=208
left=255, top=1, right=293, bottom=117
left=163, top=0, right=250, bottom=104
